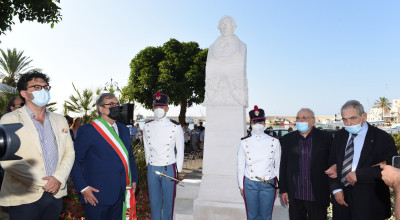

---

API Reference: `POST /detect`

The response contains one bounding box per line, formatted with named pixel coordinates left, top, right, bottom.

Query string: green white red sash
left=91, top=118, right=137, bottom=220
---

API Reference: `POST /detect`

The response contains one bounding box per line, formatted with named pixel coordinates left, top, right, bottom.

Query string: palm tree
left=64, top=83, right=101, bottom=123
left=374, top=97, right=392, bottom=121
left=0, top=48, right=33, bottom=87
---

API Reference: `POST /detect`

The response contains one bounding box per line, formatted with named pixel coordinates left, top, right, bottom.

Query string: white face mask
left=154, top=108, right=166, bottom=119
left=252, top=124, right=265, bottom=135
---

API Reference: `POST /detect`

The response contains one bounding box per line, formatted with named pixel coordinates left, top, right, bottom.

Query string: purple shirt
left=295, top=130, right=315, bottom=201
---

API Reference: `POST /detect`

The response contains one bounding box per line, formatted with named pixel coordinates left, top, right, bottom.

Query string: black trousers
left=9, top=192, right=62, bottom=220
left=289, top=199, right=327, bottom=220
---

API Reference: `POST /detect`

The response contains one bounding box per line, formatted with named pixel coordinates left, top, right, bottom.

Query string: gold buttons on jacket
left=249, top=158, right=251, bottom=160
left=246, top=145, right=248, bottom=148
left=148, top=136, right=150, bottom=138
left=247, top=152, right=249, bottom=154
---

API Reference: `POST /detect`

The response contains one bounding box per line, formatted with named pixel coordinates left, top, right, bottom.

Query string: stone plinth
left=193, top=106, right=246, bottom=220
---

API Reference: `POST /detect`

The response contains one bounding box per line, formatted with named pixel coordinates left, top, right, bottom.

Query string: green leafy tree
left=392, top=133, right=400, bottom=154
left=0, top=48, right=34, bottom=87
left=374, top=97, right=392, bottom=121
left=64, top=83, right=101, bottom=124
left=129, top=38, right=207, bottom=124
left=119, top=86, right=135, bottom=104
left=0, top=0, right=62, bottom=37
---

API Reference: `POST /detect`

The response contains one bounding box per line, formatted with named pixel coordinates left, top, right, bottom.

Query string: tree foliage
left=374, top=97, right=392, bottom=120
left=129, top=38, right=207, bottom=124
left=0, top=0, right=62, bottom=37
left=64, top=83, right=101, bottom=124
left=0, top=48, right=34, bottom=87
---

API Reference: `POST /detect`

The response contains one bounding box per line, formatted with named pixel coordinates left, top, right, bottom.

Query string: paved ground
left=181, top=154, right=203, bottom=179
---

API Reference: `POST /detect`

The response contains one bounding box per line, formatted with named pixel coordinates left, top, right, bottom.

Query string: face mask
left=252, top=124, right=265, bottom=135
left=296, top=122, right=309, bottom=133
left=29, top=89, right=50, bottom=107
left=154, top=108, right=165, bottom=119
left=345, top=123, right=362, bottom=134
left=107, top=106, right=122, bottom=121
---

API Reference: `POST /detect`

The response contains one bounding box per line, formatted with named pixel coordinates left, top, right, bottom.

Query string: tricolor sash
left=91, top=118, right=137, bottom=220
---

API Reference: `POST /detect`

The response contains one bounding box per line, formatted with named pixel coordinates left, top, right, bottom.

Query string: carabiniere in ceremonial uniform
left=237, top=105, right=281, bottom=220
left=143, top=92, right=184, bottom=220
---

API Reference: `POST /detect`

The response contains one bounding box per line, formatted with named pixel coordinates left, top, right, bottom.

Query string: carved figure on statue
left=204, top=15, right=248, bottom=108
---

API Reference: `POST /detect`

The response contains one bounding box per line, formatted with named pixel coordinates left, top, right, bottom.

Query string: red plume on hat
left=156, top=91, right=161, bottom=97
left=254, top=105, right=259, bottom=111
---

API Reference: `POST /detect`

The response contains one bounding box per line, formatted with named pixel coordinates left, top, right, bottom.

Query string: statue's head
left=218, top=16, right=237, bottom=37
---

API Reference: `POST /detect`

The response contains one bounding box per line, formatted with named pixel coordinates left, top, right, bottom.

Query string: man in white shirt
left=143, top=92, right=184, bottom=220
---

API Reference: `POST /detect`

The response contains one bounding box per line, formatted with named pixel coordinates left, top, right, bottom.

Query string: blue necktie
left=341, top=134, right=357, bottom=187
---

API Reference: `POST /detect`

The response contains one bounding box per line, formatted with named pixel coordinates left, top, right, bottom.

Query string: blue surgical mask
left=29, top=89, right=51, bottom=107
left=345, top=123, right=362, bottom=134
left=296, top=122, right=309, bottom=133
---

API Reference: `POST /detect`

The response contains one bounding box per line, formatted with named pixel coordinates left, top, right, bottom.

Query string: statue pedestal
left=193, top=106, right=247, bottom=220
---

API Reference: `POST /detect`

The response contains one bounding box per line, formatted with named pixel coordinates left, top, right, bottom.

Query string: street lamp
left=103, top=78, right=121, bottom=92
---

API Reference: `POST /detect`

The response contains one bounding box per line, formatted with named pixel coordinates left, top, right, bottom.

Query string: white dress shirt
left=143, top=117, right=185, bottom=172
left=237, top=132, right=281, bottom=189
left=348, top=121, right=368, bottom=171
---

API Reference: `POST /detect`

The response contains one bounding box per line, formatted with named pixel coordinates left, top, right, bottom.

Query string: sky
left=1, top=0, right=399, bottom=117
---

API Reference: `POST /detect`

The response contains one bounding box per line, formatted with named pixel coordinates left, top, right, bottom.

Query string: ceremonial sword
left=154, top=171, right=184, bottom=187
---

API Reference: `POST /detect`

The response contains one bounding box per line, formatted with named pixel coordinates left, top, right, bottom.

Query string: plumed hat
left=152, top=91, right=168, bottom=106
left=249, top=105, right=266, bottom=122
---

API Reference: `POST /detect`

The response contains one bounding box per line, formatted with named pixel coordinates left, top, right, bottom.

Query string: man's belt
left=255, top=176, right=279, bottom=189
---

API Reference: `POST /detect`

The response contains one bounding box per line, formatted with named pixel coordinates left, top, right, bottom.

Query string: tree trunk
left=179, top=99, right=187, bottom=125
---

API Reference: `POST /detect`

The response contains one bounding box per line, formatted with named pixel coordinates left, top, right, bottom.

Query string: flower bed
left=60, top=188, right=151, bottom=220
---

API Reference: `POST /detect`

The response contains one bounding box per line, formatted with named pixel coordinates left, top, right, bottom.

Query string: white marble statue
left=204, top=15, right=248, bottom=108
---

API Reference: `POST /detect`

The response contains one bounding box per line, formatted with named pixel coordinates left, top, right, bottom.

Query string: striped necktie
left=341, top=134, right=357, bottom=187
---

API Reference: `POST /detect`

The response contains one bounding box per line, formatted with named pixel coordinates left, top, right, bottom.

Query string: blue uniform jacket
left=71, top=122, right=139, bottom=205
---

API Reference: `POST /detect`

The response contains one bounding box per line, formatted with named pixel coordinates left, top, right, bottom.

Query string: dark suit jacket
left=279, top=128, right=333, bottom=207
left=329, top=123, right=397, bottom=220
left=71, top=122, right=138, bottom=205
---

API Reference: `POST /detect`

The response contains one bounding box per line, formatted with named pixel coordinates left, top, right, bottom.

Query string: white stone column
left=193, top=15, right=248, bottom=220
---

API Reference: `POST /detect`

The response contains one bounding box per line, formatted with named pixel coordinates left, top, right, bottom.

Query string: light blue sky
left=1, top=0, right=399, bottom=117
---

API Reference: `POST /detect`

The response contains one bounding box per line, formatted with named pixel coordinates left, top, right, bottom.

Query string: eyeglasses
left=102, top=102, right=120, bottom=107
left=295, top=117, right=313, bottom=121
left=342, top=116, right=361, bottom=124
left=27, top=85, right=51, bottom=91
